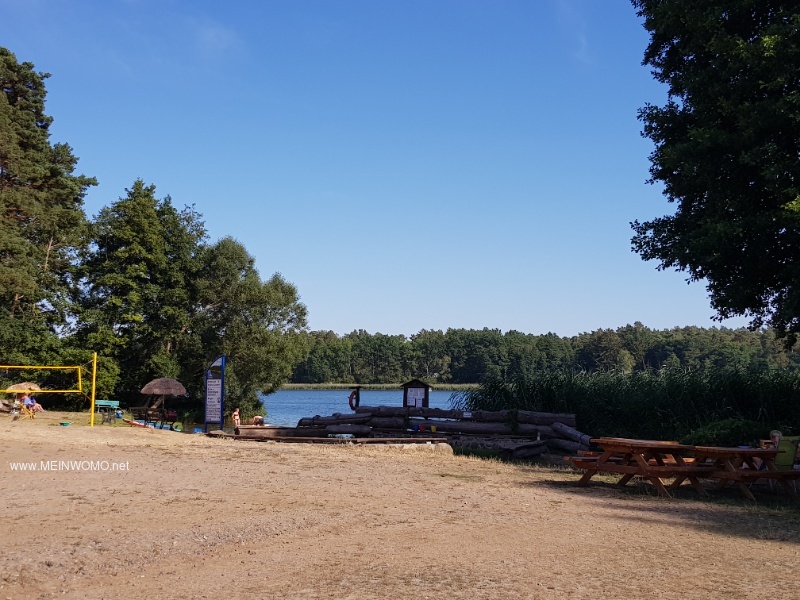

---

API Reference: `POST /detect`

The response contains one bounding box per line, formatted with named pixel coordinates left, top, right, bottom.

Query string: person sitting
left=17, top=393, right=36, bottom=417
left=30, top=395, right=44, bottom=412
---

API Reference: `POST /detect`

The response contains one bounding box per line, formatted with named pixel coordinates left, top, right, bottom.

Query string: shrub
left=678, top=419, right=771, bottom=447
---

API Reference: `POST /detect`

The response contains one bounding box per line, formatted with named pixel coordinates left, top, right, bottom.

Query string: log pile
left=294, top=405, right=592, bottom=456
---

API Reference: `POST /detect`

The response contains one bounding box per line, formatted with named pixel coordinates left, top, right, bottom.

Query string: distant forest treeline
left=290, top=324, right=800, bottom=385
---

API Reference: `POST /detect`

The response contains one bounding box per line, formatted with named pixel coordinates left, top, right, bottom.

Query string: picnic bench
left=129, top=405, right=179, bottom=429
left=94, top=399, right=120, bottom=425
left=568, top=438, right=714, bottom=497
left=690, top=446, right=799, bottom=501
left=567, top=437, right=800, bottom=500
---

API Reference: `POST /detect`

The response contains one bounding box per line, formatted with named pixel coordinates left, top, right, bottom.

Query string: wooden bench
left=711, top=469, right=800, bottom=481
left=129, top=406, right=178, bottom=429
left=568, top=456, right=714, bottom=476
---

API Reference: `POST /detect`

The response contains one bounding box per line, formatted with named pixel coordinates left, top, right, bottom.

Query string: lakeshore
left=279, top=383, right=479, bottom=391
left=2, top=411, right=800, bottom=599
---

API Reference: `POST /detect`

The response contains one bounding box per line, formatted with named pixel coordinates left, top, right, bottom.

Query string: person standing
left=232, top=407, right=241, bottom=428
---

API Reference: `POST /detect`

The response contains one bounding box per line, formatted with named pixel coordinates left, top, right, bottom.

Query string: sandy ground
left=2, top=411, right=800, bottom=600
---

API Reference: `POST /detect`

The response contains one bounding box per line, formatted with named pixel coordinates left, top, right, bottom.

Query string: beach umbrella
left=7, top=382, right=41, bottom=392
left=140, top=378, right=186, bottom=396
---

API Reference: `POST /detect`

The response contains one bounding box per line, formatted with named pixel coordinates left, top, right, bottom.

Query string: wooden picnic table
left=689, top=446, right=799, bottom=501
left=568, top=438, right=800, bottom=500
left=571, top=437, right=713, bottom=497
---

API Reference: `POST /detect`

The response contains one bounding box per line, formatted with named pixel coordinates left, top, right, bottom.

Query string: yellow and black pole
left=89, top=352, right=98, bottom=426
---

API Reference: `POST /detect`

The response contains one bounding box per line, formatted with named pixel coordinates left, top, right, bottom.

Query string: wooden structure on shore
left=235, top=405, right=592, bottom=459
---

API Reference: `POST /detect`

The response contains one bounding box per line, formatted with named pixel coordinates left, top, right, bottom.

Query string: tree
left=446, top=328, right=507, bottom=383
left=410, top=329, right=451, bottom=382
left=630, top=2, right=800, bottom=343
left=183, top=237, right=308, bottom=412
left=0, top=47, right=96, bottom=362
left=76, top=180, right=205, bottom=398
left=618, top=322, right=656, bottom=371
left=575, top=329, right=635, bottom=373
left=293, top=331, right=342, bottom=383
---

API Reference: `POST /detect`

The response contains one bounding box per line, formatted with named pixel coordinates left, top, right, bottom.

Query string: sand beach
left=2, top=411, right=800, bottom=599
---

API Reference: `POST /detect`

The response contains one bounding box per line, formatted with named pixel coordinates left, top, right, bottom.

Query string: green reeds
left=457, top=370, right=800, bottom=441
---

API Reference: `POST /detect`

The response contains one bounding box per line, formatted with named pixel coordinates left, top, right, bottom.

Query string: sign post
left=204, top=356, right=225, bottom=432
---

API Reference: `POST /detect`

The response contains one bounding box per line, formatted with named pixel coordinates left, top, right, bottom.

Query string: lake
left=259, top=389, right=463, bottom=427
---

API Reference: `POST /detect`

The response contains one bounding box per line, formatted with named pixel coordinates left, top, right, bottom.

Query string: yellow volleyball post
left=89, top=352, right=98, bottom=426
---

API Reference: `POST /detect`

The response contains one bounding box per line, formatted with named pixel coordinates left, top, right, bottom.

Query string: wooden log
left=469, top=410, right=576, bottom=427
left=354, top=405, right=576, bottom=426
left=517, top=411, right=576, bottom=427
left=325, top=424, right=372, bottom=436
left=355, top=406, right=458, bottom=419
left=545, top=438, right=590, bottom=453
left=550, top=422, right=592, bottom=447
left=404, top=420, right=555, bottom=437
left=366, top=417, right=407, bottom=429
left=310, top=413, right=373, bottom=425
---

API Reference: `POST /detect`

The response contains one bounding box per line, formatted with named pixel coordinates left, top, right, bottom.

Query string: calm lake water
left=259, top=389, right=462, bottom=427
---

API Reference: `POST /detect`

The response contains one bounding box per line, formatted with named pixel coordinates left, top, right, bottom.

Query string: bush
left=678, top=419, right=771, bottom=447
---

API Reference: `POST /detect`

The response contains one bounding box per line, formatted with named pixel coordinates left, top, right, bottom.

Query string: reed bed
left=453, top=370, right=800, bottom=441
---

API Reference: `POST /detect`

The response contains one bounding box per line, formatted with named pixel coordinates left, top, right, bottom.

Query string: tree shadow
left=515, top=465, right=800, bottom=543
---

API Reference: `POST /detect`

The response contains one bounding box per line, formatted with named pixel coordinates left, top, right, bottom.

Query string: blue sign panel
left=204, top=355, right=225, bottom=432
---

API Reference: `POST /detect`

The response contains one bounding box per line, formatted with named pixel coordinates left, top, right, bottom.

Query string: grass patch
left=452, top=446, right=502, bottom=460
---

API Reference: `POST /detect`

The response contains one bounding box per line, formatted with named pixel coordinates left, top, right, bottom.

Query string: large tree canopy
left=76, top=189, right=308, bottom=411
left=180, top=237, right=308, bottom=412
left=630, top=1, right=800, bottom=342
left=75, top=180, right=206, bottom=396
left=0, top=47, right=96, bottom=362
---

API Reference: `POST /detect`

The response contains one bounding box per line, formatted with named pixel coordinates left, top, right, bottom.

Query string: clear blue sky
left=3, top=0, right=749, bottom=337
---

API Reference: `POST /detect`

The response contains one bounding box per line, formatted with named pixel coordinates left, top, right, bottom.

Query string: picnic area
left=568, top=436, right=800, bottom=500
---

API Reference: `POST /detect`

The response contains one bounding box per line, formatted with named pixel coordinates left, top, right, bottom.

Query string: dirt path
left=2, top=412, right=799, bottom=599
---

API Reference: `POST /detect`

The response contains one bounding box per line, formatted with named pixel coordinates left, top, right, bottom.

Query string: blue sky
left=3, top=0, right=749, bottom=336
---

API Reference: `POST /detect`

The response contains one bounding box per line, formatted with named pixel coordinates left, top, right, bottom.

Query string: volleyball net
left=0, top=364, right=83, bottom=394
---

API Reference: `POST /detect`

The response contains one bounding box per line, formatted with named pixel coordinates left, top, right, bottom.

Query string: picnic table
left=690, top=446, right=798, bottom=501
left=568, top=437, right=800, bottom=499
left=94, top=399, right=120, bottom=425
left=570, top=438, right=713, bottom=497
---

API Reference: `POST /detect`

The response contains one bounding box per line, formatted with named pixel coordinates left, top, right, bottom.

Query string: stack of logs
left=295, top=406, right=592, bottom=459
